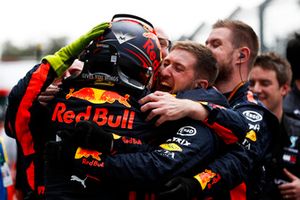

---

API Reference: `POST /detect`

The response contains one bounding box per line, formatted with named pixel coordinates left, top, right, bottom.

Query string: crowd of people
left=0, top=13, right=300, bottom=200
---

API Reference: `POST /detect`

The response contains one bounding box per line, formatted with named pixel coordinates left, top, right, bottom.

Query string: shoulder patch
left=242, top=110, right=262, bottom=122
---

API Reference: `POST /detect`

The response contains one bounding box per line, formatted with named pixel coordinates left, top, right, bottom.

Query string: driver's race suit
left=5, top=61, right=230, bottom=200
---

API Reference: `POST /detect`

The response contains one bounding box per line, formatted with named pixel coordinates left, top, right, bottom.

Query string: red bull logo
left=51, top=102, right=135, bottom=129
left=75, top=147, right=102, bottom=161
left=121, top=136, right=142, bottom=145
left=143, top=39, right=161, bottom=69
left=194, top=169, right=220, bottom=190
left=75, top=147, right=104, bottom=168
left=66, top=88, right=131, bottom=108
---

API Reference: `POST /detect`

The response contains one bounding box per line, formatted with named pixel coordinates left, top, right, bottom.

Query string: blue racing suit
left=5, top=61, right=229, bottom=200
left=45, top=85, right=229, bottom=199
left=190, top=82, right=278, bottom=199
left=5, top=63, right=56, bottom=199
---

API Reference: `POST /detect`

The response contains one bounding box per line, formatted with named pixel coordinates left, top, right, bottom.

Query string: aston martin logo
left=112, top=31, right=136, bottom=44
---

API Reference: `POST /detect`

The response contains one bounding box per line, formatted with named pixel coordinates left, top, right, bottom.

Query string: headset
left=238, top=52, right=245, bottom=82
left=239, top=52, right=245, bottom=59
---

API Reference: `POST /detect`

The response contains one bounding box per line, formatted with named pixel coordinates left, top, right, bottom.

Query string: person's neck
left=215, top=81, right=236, bottom=94
left=216, top=64, right=249, bottom=94
left=272, top=106, right=283, bottom=122
left=215, top=72, right=246, bottom=94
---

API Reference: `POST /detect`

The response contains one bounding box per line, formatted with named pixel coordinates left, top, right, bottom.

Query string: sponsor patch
left=66, top=88, right=131, bottom=108
left=245, top=130, right=257, bottom=142
left=242, top=139, right=252, bottom=150
left=194, top=169, right=220, bottom=190
left=166, top=137, right=191, bottom=146
left=75, top=147, right=102, bottom=161
left=290, top=136, right=298, bottom=148
left=112, top=133, right=121, bottom=140
left=52, top=102, right=135, bottom=129
left=283, top=154, right=297, bottom=164
left=160, top=143, right=182, bottom=152
left=243, top=110, right=262, bottom=122
left=70, top=175, right=87, bottom=188
left=249, top=123, right=260, bottom=131
left=177, top=126, right=197, bottom=136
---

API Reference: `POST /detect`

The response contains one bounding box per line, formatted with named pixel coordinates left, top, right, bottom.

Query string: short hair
left=286, top=33, right=300, bottom=80
left=254, top=52, right=292, bottom=87
left=213, top=19, right=259, bottom=68
left=171, top=41, right=218, bottom=86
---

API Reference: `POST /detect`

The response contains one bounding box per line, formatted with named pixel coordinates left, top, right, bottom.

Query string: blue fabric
left=0, top=141, right=7, bottom=200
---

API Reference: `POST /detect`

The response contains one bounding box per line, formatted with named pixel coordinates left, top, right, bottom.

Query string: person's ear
left=281, top=84, right=291, bottom=96
left=237, top=47, right=250, bottom=63
left=194, top=79, right=209, bottom=89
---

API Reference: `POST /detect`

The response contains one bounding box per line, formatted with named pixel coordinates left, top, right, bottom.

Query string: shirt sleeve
left=73, top=119, right=220, bottom=188
left=195, top=104, right=275, bottom=197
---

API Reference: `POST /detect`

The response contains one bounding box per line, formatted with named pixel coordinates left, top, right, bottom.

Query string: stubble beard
left=214, top=62, right=234, bottom=87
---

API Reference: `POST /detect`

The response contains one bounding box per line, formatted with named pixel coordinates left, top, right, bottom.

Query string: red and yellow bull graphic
left=51, top=102, right=135, bottom=129
left=75, top=147, right=104, bottom=168
left=194, top=169, right=221, bottom=190
left=66, top=88, right=131, bottom=108
left=75, top=147, right=102, bottom=161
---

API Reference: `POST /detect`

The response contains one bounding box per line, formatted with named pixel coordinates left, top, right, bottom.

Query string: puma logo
left=70, top=175, right=87, bottom=188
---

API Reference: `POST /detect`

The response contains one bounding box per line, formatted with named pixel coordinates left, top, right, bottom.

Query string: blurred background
left=0, top=1, right=299, bottom=198
left=0, top=0, right=299, bottom=91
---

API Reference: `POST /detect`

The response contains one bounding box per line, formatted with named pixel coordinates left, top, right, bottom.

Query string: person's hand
left=57, top=128, right=106, bottom=184
left=44, top=134, right=77, bottom=177
left=43, top=22, right=110, bottom=77
left=74, top=121, right=113, bottom=153
left=44, top=131, right=105, bottom=186
left=278, top=168, right=300, bottom=200
left=158, top=176, right=201, bottom=200
left=38, top=84, right=61, bottom=106
left=139, top=91, right=208, bottom=126
left=53, top=121, right=113, bottom=153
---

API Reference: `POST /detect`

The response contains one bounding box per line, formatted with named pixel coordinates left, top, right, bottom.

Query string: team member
left=284, top=33, right=300, bottom=131
left=145, top=19, right=277, bottom=199
left=4, top=18, right=109, bottom=199
left=5, top=14, right=224, bottom=200
left=45, top=39, right=228, bottom=200
left=248, top=52, right=296, bottom=199
left=283, top=33, right=300, bottom=173
left=37, top=28, right=171, bottom=107
left=155, top=27, right=171, bottom=59
left=281, top=32, right=300, bottom=200
left=0, top=89, right=17, bottom=200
